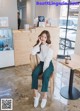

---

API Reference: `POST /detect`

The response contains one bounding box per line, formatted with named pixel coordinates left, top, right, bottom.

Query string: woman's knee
left=42, top=69, right=53, bottom=80
left=32, top=70, right=38, bottom=78
left=42, top=73, right=49, bottom=80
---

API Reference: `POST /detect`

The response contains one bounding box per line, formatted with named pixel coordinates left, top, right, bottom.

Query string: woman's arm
left=32, top=43, right=41, bottom=55
left=43, top=47, right=53, bottom=72
left=32, top=37, right=42, bottom=55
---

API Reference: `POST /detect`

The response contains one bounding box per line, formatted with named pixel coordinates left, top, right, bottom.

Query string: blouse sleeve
left=32, top=44, right=40, bottom=55
left=43, top=48, right=53, bottom=72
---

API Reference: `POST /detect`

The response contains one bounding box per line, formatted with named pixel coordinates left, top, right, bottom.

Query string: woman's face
left=40, top=33, right=47, bottom=44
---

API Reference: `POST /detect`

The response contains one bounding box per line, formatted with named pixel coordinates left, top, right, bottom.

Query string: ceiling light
left=19, top=0, right=22, bottom=2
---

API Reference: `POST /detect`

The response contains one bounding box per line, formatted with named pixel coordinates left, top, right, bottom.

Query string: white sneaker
left=41, top=98, right=47, bottom=109
left=34, top=92, right=40, bottom=108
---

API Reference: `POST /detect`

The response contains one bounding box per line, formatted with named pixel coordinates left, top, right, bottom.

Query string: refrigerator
left=0, top=28, right=14, bottom=68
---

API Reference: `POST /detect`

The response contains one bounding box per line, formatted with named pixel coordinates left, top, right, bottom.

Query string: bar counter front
left=13, top=27, right=60, bottom=66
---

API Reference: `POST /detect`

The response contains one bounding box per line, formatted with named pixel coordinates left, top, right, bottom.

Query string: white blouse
left=32, top=43, right=53, bottom=72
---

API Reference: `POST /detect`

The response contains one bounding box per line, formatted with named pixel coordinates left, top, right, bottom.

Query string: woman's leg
left=41, top=61, right=54, bottom=98
left=40, top=61, right=54, bottom=108
left=42, top=92, right=47, bottom=99
left=33, top=89, right=38, bottom=97
left=32, top=62, right=43, bottom=97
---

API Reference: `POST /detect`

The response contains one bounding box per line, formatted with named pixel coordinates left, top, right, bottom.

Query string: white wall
left=0, top=0, right=17, bottom=29
left=26, top=0, right=35, bottom=25
left=26, top=0, right=32, bottom=25
left=35, top=0, right=49, bottom=17
left=35, top=0, right=60, bottom=18
left=26, top=0, right=61, bottom=26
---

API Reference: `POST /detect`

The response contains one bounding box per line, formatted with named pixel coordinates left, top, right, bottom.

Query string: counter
left=13, top=27, right=60, bottom=66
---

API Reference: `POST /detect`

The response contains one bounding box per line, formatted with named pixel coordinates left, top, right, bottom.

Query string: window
left=59, top=0, right=79, bottom=56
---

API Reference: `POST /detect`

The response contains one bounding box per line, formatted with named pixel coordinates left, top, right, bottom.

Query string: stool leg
left=50, top=76, right=54, bottom=99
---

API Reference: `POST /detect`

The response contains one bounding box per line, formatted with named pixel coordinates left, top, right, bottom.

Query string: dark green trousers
left=32, top=61, right=54, bottom=92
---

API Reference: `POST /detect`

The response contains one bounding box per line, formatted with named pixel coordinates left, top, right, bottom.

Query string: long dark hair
left=34, top=30, right=51, bottom=53
left=34, top=30, right=51, bottom=46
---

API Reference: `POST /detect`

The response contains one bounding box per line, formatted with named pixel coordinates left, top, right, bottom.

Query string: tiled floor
left=0, top=62, right=80, bottom=111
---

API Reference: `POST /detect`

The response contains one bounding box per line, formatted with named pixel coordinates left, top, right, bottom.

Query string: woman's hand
left=38, top=37, right=42, bottom=45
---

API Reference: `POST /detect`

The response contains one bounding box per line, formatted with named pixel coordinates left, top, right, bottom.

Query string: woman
left=31, top=30, right=54, bottom=108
